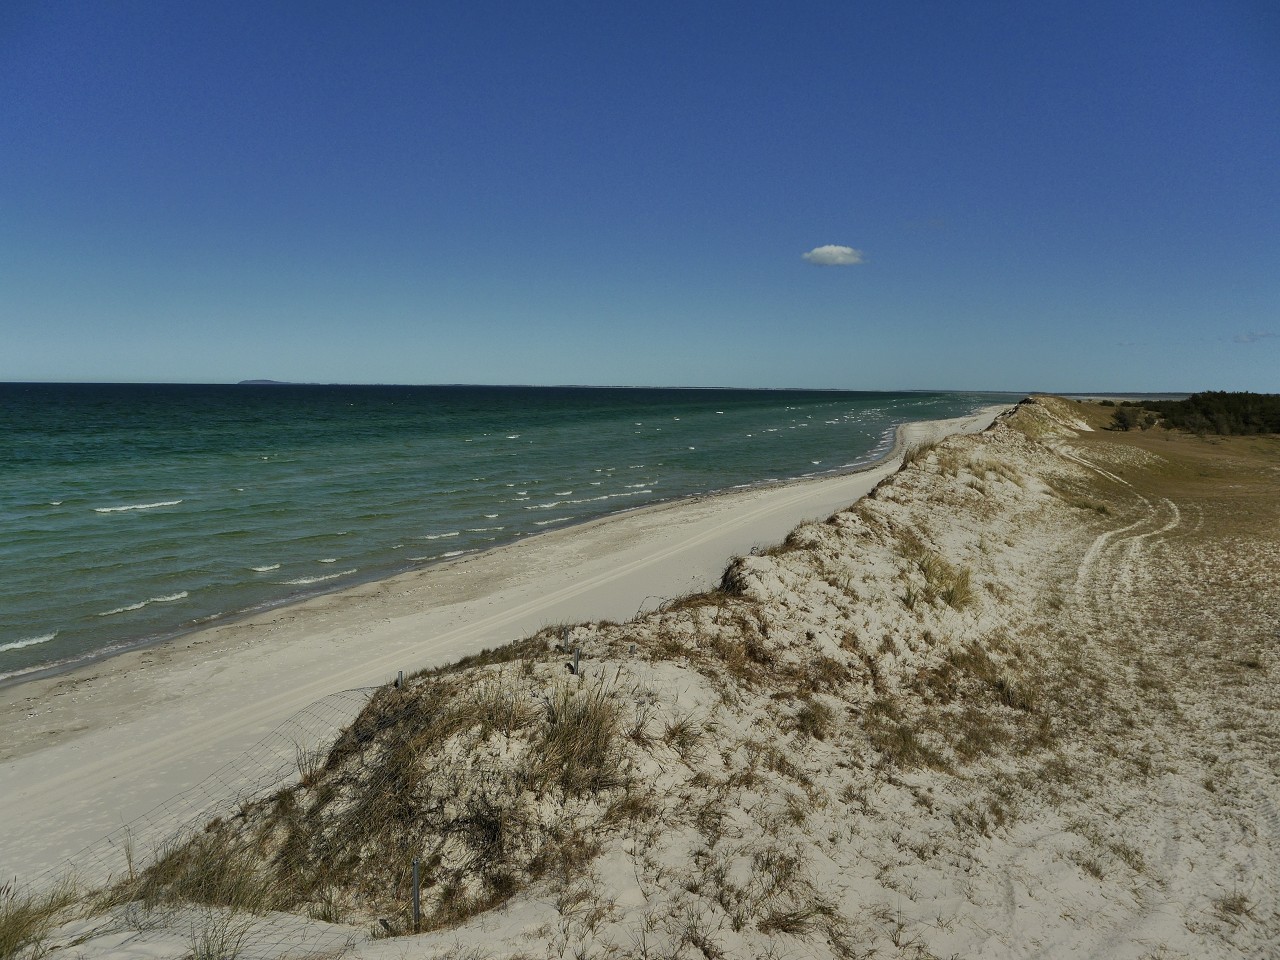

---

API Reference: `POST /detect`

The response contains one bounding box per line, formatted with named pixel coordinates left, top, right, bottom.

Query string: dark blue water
left=0, top=383, right=1011, bottom=680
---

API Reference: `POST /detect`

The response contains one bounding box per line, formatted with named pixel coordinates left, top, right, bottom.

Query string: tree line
left=1105, top=391, right=1280, bottom=435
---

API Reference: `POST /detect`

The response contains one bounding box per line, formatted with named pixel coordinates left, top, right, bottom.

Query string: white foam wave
left=48, top=501, right=63, bottom=506
left=533, top=516, right=573, bottom=526
left=0, top=632, right=57, bottom=654
left=281, top=569, right=356, bottom=586
left=250, top=564, right=281, bottom=572
left=525, top=489, right=651, bottom=511
left=441, top=550, right=466, bottom=558
left=98, top=592, right=189, bottom=617
left=483, top=514, right=499, bottom=518
left=93, top=500, right=183, bottom=514
left=319, top=558, right=338, bottom=563
left=418, top=531, right=459, bottom=541
left=466, top=526, right=504, bottom=532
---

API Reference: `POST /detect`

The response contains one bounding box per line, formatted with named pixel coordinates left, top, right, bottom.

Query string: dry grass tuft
left=0, top=879, right=78, bottom=960
left=900, top=440, right=940, bottom=471
left=106, top=827, right=286, bottom=915
left=533, top=680, right=623, bottom=794
left=185, top=908, right=253, bottom=960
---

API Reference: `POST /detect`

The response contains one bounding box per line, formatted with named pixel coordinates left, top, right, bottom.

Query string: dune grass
left=0, top=878, right=77, bottom=960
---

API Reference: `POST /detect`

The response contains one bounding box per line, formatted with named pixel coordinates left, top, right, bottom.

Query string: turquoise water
left=0, top=384, right=1012, bottom=680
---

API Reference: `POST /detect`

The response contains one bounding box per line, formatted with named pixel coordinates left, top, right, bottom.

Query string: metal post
left=572, top=648, right=580, bottom=676
left=396, top=670, right=404, bottom=689
left=412, top=857, right=420, bottom=931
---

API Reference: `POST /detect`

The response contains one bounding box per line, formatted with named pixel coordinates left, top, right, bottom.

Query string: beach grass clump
left=107, top=826, right=287, bottom=915
left=531, top=680, right=623, bottom=795
left=896, top=530, right=977, bottom=611
left=899, top=440, right=940, bottom=471
left=0, top=879, right=77, bottom=960
left=865, top=698, right=949, bottom=770
left=662, top=710, right=707, bottom=761
left=185, top=908, right=253, bottom=960
left=938, top=567, right=974, bottom=609
left=1213, top=888, right=1253, bottom=922
left=791, top=697, right=835, bottom=741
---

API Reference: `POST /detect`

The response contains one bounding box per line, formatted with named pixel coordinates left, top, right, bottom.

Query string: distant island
left=237, top=379, right=291, bottom=385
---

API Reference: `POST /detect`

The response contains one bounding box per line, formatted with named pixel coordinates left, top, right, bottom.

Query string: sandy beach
left=0, top=405, right=1007, bottom=884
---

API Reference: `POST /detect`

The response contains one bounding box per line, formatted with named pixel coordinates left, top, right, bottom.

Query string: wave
left=0, top=632, right=57, bottom=654
left=98, top=592, right=189, bottom=617
left=93, top=500, right=183, bottom=514
left=526, top=489, right=651, bottom=510
left=418, top=531, right=459, bottom=540
left=533, top=516, right=573, bottom=526
left=250, top=564, right=280, bottom=572
left=280, top=569, right=356, bottom=586
left=319, top=558, right=338, bottom=563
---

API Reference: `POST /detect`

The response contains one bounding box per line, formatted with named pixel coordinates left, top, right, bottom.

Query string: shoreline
left=0, top=403, right=1010, bottom=882
left=0, top=409, right=929, bottom=692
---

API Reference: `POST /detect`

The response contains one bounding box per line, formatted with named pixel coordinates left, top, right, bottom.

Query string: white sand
left=0, top=406, right=1006, bottom=884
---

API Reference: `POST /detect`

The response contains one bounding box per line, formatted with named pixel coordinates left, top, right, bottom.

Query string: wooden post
left=412, top=857, right=421, bottom=931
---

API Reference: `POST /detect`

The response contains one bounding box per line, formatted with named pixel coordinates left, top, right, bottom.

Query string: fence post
left=573, top=648, right=580, bottom=676
left=412, top=857, right=421, bottom=931
left=396, top=670, right=404, bottom=689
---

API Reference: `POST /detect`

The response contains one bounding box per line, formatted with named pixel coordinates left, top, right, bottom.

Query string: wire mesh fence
left=28, top=684, right=384, bottom=959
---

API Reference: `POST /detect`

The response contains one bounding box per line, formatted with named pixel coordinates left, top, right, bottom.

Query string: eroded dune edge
left=15, top=395, right=1280, bottom=960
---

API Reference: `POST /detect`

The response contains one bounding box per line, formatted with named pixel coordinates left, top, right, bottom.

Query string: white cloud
left=802, top=244, right=864, bottom=266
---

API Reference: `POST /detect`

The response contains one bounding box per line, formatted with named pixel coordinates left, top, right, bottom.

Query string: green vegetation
left=1110, top=391, right=1280, bottom=435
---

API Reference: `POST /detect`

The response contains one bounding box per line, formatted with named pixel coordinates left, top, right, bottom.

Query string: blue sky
left=3, top=1, right=1277, bottom=391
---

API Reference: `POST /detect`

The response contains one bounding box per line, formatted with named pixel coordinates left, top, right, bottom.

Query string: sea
left=0, top=383, right=1014, bottom=682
